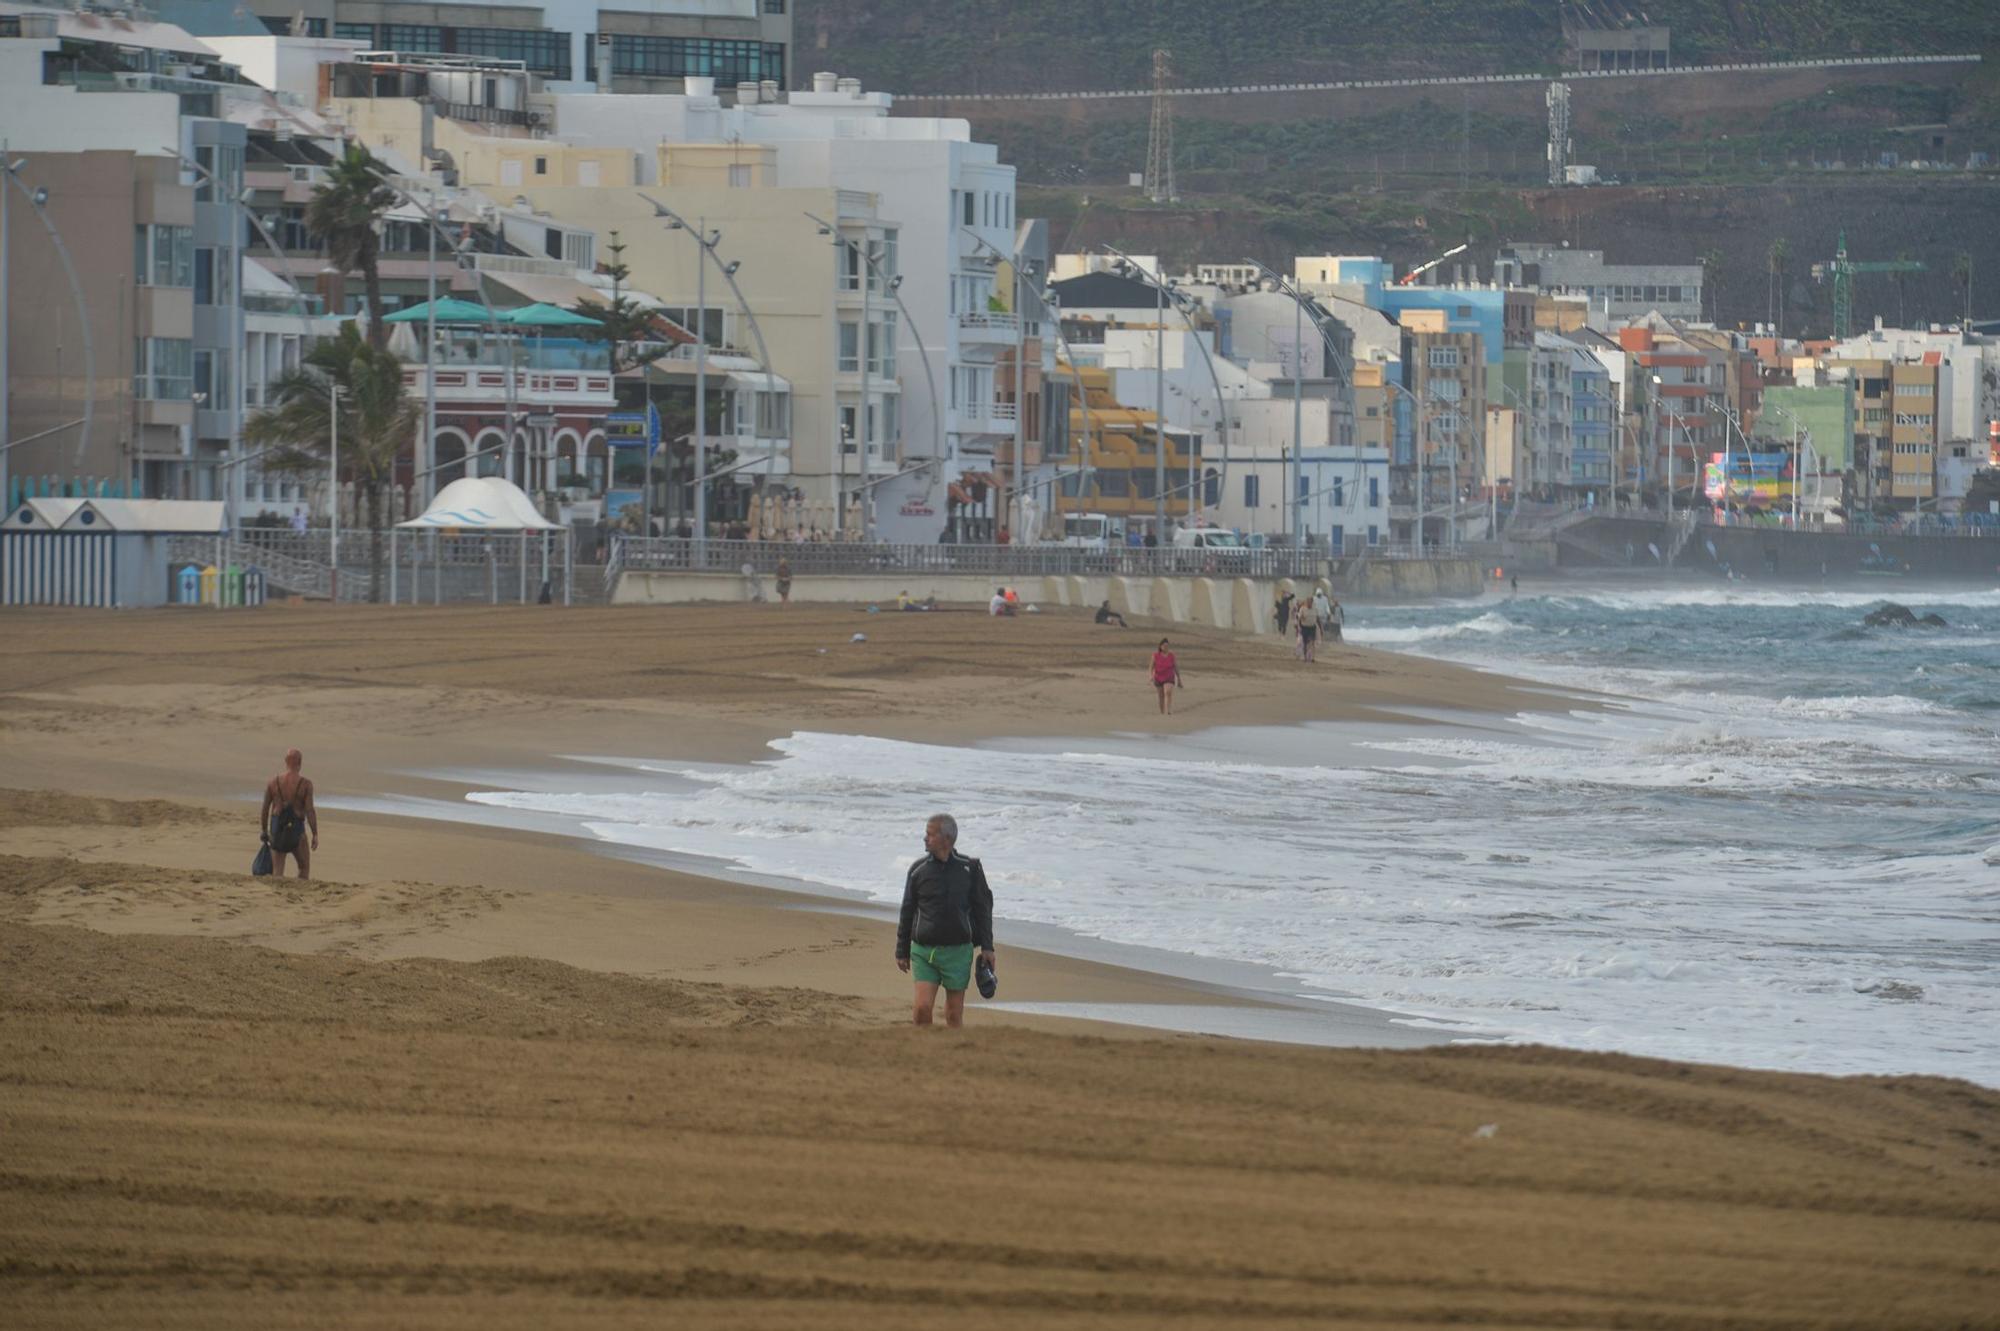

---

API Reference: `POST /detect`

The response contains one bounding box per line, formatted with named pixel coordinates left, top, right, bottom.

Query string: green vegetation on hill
left=805, top=1, right=2000, bottom=94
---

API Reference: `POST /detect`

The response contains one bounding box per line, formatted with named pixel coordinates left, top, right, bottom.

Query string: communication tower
left=1144, top=49, right=1177, bottom=203
left=1546, top=82, right=1572, bottom=187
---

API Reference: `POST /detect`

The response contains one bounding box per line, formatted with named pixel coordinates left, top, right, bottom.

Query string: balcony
left=958, top=399, right=1018, bottom=435
left=958, top=311, right=1020, bottom=345
left=402, top=364, right=616, bottom=407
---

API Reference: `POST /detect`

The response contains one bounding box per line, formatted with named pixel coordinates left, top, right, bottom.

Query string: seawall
left=617, top=558, right=1485, bottom=628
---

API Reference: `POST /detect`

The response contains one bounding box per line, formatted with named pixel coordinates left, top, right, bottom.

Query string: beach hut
left=2, top=498, right=225, bottom=607
left=391, top=476, right=572, bottom=605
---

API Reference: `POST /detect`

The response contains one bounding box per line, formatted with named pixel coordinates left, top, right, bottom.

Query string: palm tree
left=1699, top=248, right=1725, bottom=324
left=306, top=144, right=399, bottom=350
left=246, top=323, right=420, bottom=603
left=1766, top=237, right=1790, bottom=338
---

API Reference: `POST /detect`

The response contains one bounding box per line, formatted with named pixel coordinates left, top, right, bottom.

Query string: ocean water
left=470, top=582, right=2000, bottom=1084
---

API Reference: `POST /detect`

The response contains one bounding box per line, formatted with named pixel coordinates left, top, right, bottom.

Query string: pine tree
left=571, top=231, right=664, bottom=373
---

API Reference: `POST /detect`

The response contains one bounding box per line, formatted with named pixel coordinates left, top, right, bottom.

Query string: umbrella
left=501, top=302, right=603, bottom=327
left=383, top=297, right=494, bottom=324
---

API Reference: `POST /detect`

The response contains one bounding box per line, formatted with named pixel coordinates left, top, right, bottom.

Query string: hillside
left=1023, top=176, right=2000, bottom=336
left=804, top=0, right=2000, bottom=95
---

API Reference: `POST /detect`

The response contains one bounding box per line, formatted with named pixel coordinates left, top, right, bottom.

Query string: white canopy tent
left=391, top=478, right=570, bottom=605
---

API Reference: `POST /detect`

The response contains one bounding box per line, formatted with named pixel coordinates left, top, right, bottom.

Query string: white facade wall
left=1828, top=328, right=1998, bottom=442
left=546, top=86, right=1015, bottom=541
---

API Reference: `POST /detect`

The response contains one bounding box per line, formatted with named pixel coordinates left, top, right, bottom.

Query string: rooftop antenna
left=1143, top=48, right=1176, bottom=204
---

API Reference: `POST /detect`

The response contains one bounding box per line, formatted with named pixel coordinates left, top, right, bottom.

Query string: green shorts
left=908, top=942, right=975, bottom=991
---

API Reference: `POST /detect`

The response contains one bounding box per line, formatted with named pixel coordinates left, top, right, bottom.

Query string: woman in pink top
left=1150, top=638, right=1182, bottom=715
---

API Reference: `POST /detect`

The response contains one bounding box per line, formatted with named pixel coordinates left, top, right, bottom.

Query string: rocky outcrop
left=1863, top=604, right=1948, bottom=628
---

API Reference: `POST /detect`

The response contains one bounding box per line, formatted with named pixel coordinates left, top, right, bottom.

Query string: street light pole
left=329, top=382, right=340, bottom=601
left=423, top=185, right=436, bottom=504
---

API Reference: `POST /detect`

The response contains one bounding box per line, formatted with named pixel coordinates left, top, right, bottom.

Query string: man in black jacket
left=896, top=813, right=996, bottom=1028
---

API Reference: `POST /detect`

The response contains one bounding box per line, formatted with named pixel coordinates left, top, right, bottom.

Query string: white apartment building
left=241, top=0, right=790, bottom=97
left=541, top=72, right=1019, bottom=540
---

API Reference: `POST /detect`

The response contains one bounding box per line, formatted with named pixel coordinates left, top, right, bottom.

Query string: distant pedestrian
left=1293, top=599, right=1317, bottom=662
left=776, top=557, right=793, bottom=606
left=896, top=813, right=995, bottom=1030
left=1510, top=574, right=1518, bottom=597
left=290, top=508, right=308, bottom=535
left=1328, top=597, right=1344, bottom=644
left=1144, top=531, right=1158, bottom=549
left=259, top=748, right=319, bottom=880
left=1311, top=587, right=1333, bottom=640
left=1273, top=588, right=1295, bottom=635
left=1095, top=600, right=1128, bottom=628
left=990, top=586, right=1016, bottom=617
left=1150, top=637, right=1182, bottom=714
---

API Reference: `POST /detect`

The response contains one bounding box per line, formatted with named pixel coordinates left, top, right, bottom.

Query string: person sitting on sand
left=259, top=748, right=319, bottom=880
left=990, top=587, right=1016, bottom=617
left=1095, top=600, right=1128, bottom=628
left=775, top=557, right=793, bottom=607
left=895, top=813, right=996, bottom=1030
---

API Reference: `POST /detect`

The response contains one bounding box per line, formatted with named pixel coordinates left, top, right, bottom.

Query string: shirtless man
left=259, top=748, right=319, bottom=879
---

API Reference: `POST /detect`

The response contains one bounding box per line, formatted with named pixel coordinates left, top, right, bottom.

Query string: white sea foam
left=1344, top=611, right=1519, bottom=645
left=469, top=712, right=2000, bottom=1085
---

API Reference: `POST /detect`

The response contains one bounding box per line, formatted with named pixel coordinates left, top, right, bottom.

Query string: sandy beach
left=2, top=601, right=1995, bottom=1328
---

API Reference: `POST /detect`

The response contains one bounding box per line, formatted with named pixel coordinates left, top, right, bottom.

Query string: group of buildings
left=4, top=0, right=1996, bottom=557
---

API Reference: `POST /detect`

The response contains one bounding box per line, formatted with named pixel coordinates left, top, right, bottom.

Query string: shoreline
left=6, top=603, right=1998, bottom=1326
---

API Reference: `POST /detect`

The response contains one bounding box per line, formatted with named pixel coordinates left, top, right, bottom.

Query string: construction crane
left=1812, top=231, right=1924, bottom=339
left=1398, top=241, right=1470, bottom=286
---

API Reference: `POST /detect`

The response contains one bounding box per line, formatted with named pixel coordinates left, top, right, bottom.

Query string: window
left=881, top=393, right=897, bottom=448
left=963, top=190, right=975, bottom=226
left=1297, top=475, right=1311, bottom=500
left=134, top=337, right=194, bottom=401
left=765, top=0, right=787, bottom=11
left=534, top=156, right=549, bottom=176
left=1204, top=467, right=1220, bottom=506
left=840, top=242, right=862, bottom=291
left=1428, top=378, right=1462, bottom=400
left=1331, top=478, right=1344, bottom=508
left=453, top=27, right=572, bottom=80
left=839, top=405, right=858, bottom=451
left=1243, top=473, right=1260, bottom=507
left=1893, top=413, right=1933, bottom=429
left=1427, top=346, right=1460, bottom=368
left=134, top=225, right=194, bottom=287
left=192, top=348, right=230, bottom=408
left=1894, top=382, right=1932, bottom=397
left=194, top=248, right=213, bottom=305
left=608, top=35, right=785, bottom=85
left=335, top=21, right=374, bottom=42
left=1369, top=476, right=1380, bottom=507
left=382, top=24, right=444, bottom=51
left=838, top=322, right=860, bottom=373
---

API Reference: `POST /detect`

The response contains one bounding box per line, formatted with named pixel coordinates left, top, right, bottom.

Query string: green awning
left=383, top=297, right=495, bottom=325
left=501, top=302, right=604, bottom=327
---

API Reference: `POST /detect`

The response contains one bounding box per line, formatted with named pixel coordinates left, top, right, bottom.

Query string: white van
left=1171, top=527, right=1246, bottom=552
left=1059, top=513, right=1114, bottom=550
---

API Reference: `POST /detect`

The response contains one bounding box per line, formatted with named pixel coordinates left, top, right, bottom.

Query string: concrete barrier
left=615, top=560, right=1484, bottom=623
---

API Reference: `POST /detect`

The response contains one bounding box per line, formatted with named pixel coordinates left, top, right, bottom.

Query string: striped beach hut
left=2, top=498, right=225, bottom=607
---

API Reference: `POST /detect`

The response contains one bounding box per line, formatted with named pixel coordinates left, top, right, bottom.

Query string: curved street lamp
left=807, top=209, right=941, bottom=543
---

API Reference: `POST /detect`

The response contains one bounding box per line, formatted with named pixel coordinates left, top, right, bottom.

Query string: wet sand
left=1, top=602, right=1994, bottom=1328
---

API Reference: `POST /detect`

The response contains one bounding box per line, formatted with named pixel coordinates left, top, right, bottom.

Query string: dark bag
left=251, top=841, right=274, bottom=877
left=269, top=779, right=307, bottom=854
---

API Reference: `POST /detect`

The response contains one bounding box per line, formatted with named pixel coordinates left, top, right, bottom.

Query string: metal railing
left=613, top=537, right=1329, bottom=580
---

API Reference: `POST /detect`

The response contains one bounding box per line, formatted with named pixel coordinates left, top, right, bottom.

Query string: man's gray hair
left=927, top=813, right=958, bottom=842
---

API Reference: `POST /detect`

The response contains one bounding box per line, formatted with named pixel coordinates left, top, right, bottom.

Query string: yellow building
left=335, top=96, right=639, bottom=190
left=1054, top=365, right=1194, bottom=529
left=1888, top=362, right=1940, bottom=502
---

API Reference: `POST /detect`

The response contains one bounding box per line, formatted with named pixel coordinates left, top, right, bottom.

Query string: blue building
left=1569, top=349, right=1615, bottom=492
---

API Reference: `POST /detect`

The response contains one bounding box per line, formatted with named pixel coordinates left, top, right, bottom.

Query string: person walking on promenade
left=895, top=814, right=995, bottom=1029
left=259, top=748, right=319, bottom=880
left=775, top=557, right=793, bottom=606
left=1150, top=637, right=1182, bottom=714
left=1293, top=597, right=1318, bottom=663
